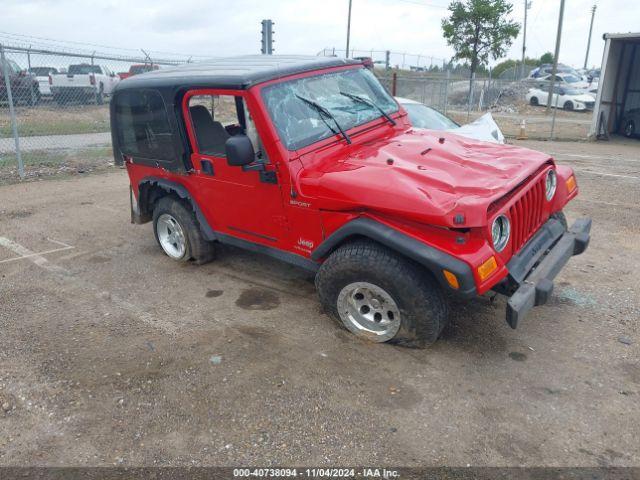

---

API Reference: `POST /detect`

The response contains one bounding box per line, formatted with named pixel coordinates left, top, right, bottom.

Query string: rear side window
left=115, top=90, right=175, bottom=161
left=68, top=64, right=102, bottom=75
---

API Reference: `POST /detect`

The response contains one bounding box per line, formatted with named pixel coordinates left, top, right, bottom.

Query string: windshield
left=30, top=67, right=56, bottom=76
left=402, top=103, right=458, bottom=130
left=563, top=75, right=580, bottom=83
left=262, top=68, right=398, bottom=150
left=130, top=65, right=152, bottom=74
left=68, top=64, right=102, bottom=75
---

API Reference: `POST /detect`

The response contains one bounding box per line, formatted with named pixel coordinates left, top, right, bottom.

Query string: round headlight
left=545, top=169, right=557, bottom=201
left=491, top=215, right=510, bottom=252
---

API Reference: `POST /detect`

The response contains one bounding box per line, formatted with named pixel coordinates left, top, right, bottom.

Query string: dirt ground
left=0, top=138, right=638, bottom=467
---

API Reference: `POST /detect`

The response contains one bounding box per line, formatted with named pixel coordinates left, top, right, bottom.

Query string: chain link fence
left=0, top=43, right=193, bottom=182
left=374, top=70, right=592, bottom=142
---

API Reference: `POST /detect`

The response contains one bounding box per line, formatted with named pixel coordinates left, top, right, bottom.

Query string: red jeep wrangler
left=110, top=55, right=591, bottom=347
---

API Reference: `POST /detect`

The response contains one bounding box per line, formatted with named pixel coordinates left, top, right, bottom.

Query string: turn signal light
left=566, top=175, right=577, bottom=193
left=477, top=256, right=498, bottom=281
left=443, top=270, right=459, bottom=289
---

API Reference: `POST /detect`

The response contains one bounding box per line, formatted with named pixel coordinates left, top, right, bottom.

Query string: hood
left=298, top=129, right=553, bottom=228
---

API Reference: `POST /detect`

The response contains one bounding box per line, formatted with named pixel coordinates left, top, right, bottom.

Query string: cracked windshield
left=262, top=67, right=397, bottom=150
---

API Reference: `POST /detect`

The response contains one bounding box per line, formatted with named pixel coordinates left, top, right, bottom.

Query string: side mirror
left=225, top=135, right=255, bottom=167
left=559, top=89, right=566, bottom=95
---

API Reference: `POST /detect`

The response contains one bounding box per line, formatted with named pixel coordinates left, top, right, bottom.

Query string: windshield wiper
left=339, top=91, right=396, bottom=126
left=295, top=95, right=351, bottom=144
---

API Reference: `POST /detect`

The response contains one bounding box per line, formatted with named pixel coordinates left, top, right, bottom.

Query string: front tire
left=152, top=196, right=215, bottom=264
left=315, top=240, right=448, bottom=348
left=529, top=96, right=539, bottom=106
left=564, top=101, right=574, bottom=111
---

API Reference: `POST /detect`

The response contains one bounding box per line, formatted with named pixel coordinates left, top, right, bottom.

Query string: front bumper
left=504, top=217, right=591, bottom=328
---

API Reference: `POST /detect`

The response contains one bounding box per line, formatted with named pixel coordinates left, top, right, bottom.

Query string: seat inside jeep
left=189, top=105, right=230, bottom=157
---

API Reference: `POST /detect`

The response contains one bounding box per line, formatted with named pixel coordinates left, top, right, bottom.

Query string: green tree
left=539, top=52, right=554, bottom=64
left=442, top=0, right=520, bottom=94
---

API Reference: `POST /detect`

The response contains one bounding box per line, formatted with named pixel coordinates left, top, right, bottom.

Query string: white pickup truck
left=50, top=64, right=119, bottom=105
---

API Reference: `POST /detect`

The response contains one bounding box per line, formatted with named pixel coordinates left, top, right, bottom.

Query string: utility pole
left=521, top=1, right=532, bottom=79
left=346, top=0, right=353, bottom=58
left=260, top=19, right=274, bottom=55
left=584, top=4, right=597, bottom=69
left=546, top=0, right=565, bottom=114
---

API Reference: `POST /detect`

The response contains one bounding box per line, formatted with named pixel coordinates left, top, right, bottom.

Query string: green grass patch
left=0, top=118, right=111, bottom=138
left=0, top=146, right=113, bottom=168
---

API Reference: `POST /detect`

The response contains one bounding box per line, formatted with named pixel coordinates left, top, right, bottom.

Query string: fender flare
left=311, top=217, right=476, bottom=297
left=136, top=177, right=217, bottom=241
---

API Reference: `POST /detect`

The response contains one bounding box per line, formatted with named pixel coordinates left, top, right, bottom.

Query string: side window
left=115, top=89, right=175, bottom=161
left=188, top=94, right=256, bottom=158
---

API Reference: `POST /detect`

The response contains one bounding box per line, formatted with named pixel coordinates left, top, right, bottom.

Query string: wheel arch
left=312, top=217, right=476, bottom=298
left=134, top=177, right=217, bottom=241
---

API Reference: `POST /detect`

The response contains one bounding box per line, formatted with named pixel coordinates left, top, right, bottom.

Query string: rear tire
left=152, top=196, right=215, bottom=264
left=529, top=97, right=539, bottom=106
left=315, top=240, right=449, bottom=348
left=623, top=120, right=635, bottom=138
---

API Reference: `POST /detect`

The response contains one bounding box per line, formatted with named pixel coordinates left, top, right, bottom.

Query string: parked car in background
left=0, top=58, right=40, bottom=105
left=118, top=64, right=159, bottom=80
left=586, top=68, right=600, bottom=83
left=396, top=97, right=504, bottom=143
left=526, top=86, right=595, bottom=111
left=621, top=108, right=640, bottom=138
left=535, top=72, right=590, bottom=90
left=50, top=63, right=120, bottom=105
left=529, top=63, right=579, bottom=79
left=29, top=66, right=58, bottom=96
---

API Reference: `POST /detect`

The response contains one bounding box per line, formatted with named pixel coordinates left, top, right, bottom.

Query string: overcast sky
left=2, top=0, right=637, bottom=69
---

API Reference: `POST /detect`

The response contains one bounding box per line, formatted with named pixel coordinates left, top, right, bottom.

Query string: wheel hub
left=157, top=213, right=186, bottom=259
left=337, top=282, right=401, bottom=342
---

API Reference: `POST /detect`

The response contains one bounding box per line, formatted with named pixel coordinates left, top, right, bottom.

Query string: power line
left=0, top=30, right=209, bottom=59
left=379, top=0, right=448, bottom=8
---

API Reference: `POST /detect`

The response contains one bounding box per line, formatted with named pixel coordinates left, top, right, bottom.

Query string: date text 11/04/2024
left=232, top=468, right=400, bottom=478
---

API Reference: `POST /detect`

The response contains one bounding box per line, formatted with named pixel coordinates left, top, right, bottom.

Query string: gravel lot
left=0, top=138, right=638, bottom=467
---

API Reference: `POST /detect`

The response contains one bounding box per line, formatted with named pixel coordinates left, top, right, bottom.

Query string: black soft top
left=115, top=55, right=361, bottom=92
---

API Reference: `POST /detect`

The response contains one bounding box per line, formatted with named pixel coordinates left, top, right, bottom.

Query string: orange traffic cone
left=516, top=119, right=528, bottom=140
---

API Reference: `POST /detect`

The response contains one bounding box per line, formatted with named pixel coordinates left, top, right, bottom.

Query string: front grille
left=585, top=101, right=595, bottom=109
left=508, top=174, right=548, bottom=253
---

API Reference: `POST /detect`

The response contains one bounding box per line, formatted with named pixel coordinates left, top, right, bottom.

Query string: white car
left=50, top=63, right=120, bottom=105
left=536, top=72, right=590, bottom=90
left=396, top=97, right=504, bottom=143
left=29, top=66, right=58, bottom=96
left=526, top=87, right=595, bottom=111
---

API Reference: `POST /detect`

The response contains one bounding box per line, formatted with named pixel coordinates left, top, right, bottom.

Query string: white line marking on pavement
left=0, top=236, right=176, bottom=335
left=0, top=237, right=75, bottom=264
